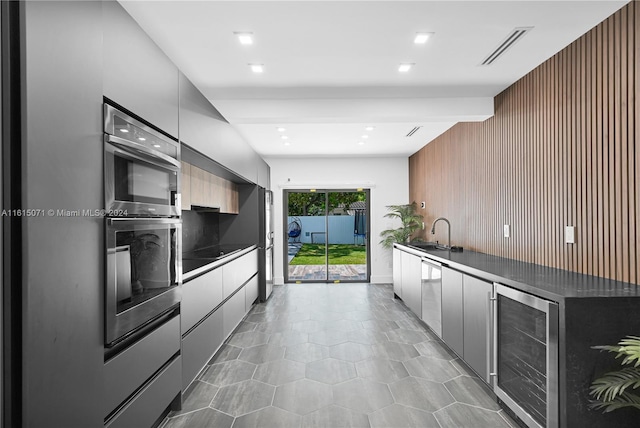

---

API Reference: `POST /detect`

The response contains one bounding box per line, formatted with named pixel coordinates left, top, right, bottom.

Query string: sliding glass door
left=284, top=189, right=369, bottom=283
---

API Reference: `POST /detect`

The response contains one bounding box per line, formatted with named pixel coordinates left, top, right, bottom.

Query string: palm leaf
left=589, top=390, right=640, bottom=413
left=593, top=336, right=640, bottom=367
left=590, top=367, right=640, bottom=403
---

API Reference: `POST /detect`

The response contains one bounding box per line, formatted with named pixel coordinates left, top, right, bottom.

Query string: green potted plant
left=590, top=335, right=640, bottom=412
left=379, top=202, right=424, bottom=249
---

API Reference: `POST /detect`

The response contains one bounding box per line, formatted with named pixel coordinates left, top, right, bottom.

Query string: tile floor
left=161, top=283, right=518, bottom=428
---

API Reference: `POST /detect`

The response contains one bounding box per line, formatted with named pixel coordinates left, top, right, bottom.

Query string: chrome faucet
left=430, top=217, right=451, bottom=249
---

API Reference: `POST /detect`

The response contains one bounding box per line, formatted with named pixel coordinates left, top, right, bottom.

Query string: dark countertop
left=395, top=243, right=640, bottom=301
left=182, top=244, right=257, bottom=282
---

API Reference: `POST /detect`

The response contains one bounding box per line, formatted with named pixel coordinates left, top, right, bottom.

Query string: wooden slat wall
left=409, top=1, right=638, bottom=284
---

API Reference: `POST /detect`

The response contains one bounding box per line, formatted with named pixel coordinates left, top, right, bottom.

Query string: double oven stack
left=103, top=103, right=182, bottom=348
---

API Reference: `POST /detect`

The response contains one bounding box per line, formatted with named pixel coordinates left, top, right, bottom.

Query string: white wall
left=268, top=157, right=409, bottom=284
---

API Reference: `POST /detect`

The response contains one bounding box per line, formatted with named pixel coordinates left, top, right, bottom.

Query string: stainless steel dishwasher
left=421, top=258, right=442, bottom=338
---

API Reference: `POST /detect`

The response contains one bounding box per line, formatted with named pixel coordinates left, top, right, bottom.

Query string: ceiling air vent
left=406, top=126, right=422, bottom=137
left=480, top=26, right=533, bottom=66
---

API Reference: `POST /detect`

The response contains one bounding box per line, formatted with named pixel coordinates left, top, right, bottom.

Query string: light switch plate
left=503, top=224, right=510, bottom=238
left=566, top=226, right=575, bottom=244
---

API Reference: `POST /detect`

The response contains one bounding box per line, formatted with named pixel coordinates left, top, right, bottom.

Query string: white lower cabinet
left=223, top=287, right=246, bottom=339
left=400, top=251, right=422, bottom=317
left=393, top=247, right=402, bottom=298
left=441, top=266, right=464, bottom=357
left=245, top=274, right=259, bottom=310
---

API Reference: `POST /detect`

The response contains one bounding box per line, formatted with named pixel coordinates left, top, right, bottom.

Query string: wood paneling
left=409, top=1, right=638, bottom=284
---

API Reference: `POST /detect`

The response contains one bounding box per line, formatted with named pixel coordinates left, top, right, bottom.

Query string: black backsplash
left=181, top=210, right=220, bottom=253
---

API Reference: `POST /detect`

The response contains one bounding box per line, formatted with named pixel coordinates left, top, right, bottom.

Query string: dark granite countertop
left=395, top=243, right=640, bottom=301
left=182, top=244, right=257, bottom=282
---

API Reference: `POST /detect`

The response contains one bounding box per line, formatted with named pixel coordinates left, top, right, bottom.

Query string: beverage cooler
left=493, top=283, right=559, bottom=428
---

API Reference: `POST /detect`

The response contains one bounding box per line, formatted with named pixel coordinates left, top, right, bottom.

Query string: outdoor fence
left=287, top=215, right=366, bottom=245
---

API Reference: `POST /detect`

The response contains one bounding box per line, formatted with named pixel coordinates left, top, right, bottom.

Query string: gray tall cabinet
left=14, top=1, right=270, bottom=427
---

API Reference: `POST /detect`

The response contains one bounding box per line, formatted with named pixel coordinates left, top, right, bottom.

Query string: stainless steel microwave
left=104, top=104, right=180, bottom=217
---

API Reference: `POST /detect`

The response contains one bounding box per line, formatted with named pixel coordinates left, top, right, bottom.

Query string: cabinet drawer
left=223, top=287, right=246, bottom=338
left=222, top=250, right=258, bottom=298
left=104, top=315, right=180, bottom=417
left=106, top=356, right=181, bottom=428
left=182, top=308, right=223, bottom=391
left=182, top=268, right=223, bottom=334
left=245, top=274, right=259, bottom=310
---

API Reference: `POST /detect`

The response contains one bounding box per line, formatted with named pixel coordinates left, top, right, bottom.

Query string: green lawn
left=290, top=244, right=366, bottom=265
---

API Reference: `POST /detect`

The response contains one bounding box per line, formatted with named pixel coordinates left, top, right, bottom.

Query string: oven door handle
left=106, top=135, right=180, bottom=170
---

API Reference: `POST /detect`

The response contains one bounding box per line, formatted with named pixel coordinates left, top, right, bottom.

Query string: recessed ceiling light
left=283, top=141, right=291, bottom=146
left=250, top=64, right=264, bottom=73
left=414, top=32, right=433, bottom=44
left=398, top=63, right=414, bottom=73
left=358, top=141, right=365, bottom=146
left=119, top=128, right=129, bottom=133
left=281, top=135, right=289, bottom=140
left=153, top=144, right=161, bottom=148
left=137, top=137, right=146, bottom=141
left=277, top=127, right=286, bottom=132
left=361, top=135, right=369, bottom=139
left=365, top=126, right=374, bottom=131
left=234, top=32, right=253, bottom=45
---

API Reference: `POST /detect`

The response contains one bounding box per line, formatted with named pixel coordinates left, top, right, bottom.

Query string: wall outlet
left=420, top=201, right=426, bottom=209
left=503, top=224, right=510, bottom=238
left=565, top=226, right=575, bottom=244
left=421, top=222, right=425, bottom=230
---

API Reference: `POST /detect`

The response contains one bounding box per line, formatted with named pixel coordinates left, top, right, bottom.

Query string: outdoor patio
left=287, top=242, right=367, bottom=282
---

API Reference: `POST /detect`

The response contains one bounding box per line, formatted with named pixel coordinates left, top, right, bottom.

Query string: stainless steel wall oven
left=104, top=103, right=182, bottom=347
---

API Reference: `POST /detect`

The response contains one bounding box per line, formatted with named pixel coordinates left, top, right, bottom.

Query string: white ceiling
left=121, top=0, right=628, bottom=158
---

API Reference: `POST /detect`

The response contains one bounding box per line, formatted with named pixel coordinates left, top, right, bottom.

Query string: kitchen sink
left=408, top=242, right=449, bottom=251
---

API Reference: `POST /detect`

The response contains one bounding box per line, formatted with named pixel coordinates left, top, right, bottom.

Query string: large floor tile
left=414, top=340, right=458, bottom=361
left=273, top=379, right=333, bottom=415
left=268, top=330, right=309, bottom=347
left=355, top=357, right=409, bottom=384
left=226, top=331, right=270, bottom=348
left=291, top=320, right=326, bottom=333
left=434, top=402, right=513, bottom=428
left=389, top=377, right=455, bottom=412
left=329, top=342, right=373, bottom=362
left=346, top=329, right=389, bottom=345
left=238, top=344, right=285, bottom=364
left=301, top=405, right=370, bottom=428
left=253, top=359, right=306, bottom=386
left=199, top=360, right=256, bottom=386
left=163, top=408, right=233, bottom=428
left=444, top=376, right=501, bottom=410
left=361, top=319, right=399, bottom=332
left=231, top=406, right=302, bottom=428
left=306, top=358, right=357, bottom=384
left=371, top=341, right=419, bottom=362
left=332, top=378, right=394, bottom=413
left=385, top=328, right=431, bottom=344
left=208, top=344, right=242, bottom=365
left=170, top=381, right=218, bottom=416
left=253, top=319, right=293, bottom=334
left=309, top=329, right=350, bottom=346
left=210, top=379, right=275, bottom=417
left=368, top=404, right=439, bottom=428
left=403, top=356, right=461, bottom=382
left=284, top=342, right=330, bottom=363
